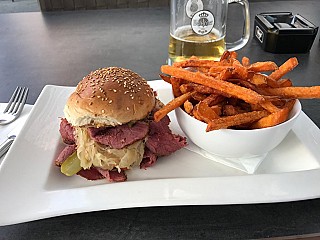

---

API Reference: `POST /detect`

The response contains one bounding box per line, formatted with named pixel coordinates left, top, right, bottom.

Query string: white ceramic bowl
left=175, top=100, right=302, bottom=158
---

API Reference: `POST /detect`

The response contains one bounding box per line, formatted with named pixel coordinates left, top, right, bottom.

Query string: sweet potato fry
left=173, top=59, right=217, bottom=68
left=159, top=74, right=171, bottom=84
left=250, top=103, right=264, bottom=111
left=208, top=66, right=233, bottom=73
left=191, top=92, right=207, bottom=101
left=266, top=77, right=281, bottom=88
left=171, top=77, right=182, bottom=97
left=154, top=91, right=193, bottom=122
left=184, top=100, right=193, bottom=114
left=219, top=68, right=234, bottom=81
left=260, top=100, right=280, bottom=113
left=192, top=107, right=202, bottom=121
left=245, top=73, right=283, bottom=88
left=269, top=99, right=287, bottom=108
left=180, top=83, right=215, bottom=94
left=263, top=86, right=320, bottom=99
left=269, top=57, right=298, bottom=80
left=247, top=73, right=279, bottom=88
left=220, top=51, right=231, bottom=61
left=211, top=105, right=222, bottom=116
left=161, top=65, right=265, bottom=104
left=229, top=51, right=238, bottom=60
left=237, top=79, right=260, bottom=91
left=194, top=101, right=219, bottom=123
left=251, top=100, right=295, bottom=129
left=196, top=67, right=211, bottom=74
left=173, top=54, right=237, bottom=68
left=179, top=83, right=193, bottom=94
left=249, top=73, right=268, bottom=85
left=242, top=56, right=250, bottom=67
left=180, top=83, right=232, bottom=97
left=202, top=94, right=225, bottom=106
left=223, top=104, right=243, bottom=116
left=206, top=110, right=269, bottom=131
left=276, top=79, right=293, bottom=87
left=248, top=61, right=278, bottom=72
left=232, top=60, right=248, bottom=79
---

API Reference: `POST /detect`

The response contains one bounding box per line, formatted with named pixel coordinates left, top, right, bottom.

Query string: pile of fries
left=154, top=51, right=320, bottom=132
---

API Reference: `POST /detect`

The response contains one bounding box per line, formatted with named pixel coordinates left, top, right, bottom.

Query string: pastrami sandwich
left=55, top=67, right=187, bottom=182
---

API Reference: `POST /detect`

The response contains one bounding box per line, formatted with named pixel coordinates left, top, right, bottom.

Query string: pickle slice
left=61, top=151, right=82, bottom=176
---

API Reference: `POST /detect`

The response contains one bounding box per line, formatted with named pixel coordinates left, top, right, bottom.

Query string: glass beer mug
left=168, top=0, right=250, bottom=64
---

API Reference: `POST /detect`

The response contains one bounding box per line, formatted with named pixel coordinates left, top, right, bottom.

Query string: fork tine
left=11, top=87, right=28, bottom=115
left=0, top=86, right=28, bottom=125
left=14, top=87, right=29, bottom=116
left=3, top=86, right=21, bottom=113
left=10, top=87, right=23, bottom=114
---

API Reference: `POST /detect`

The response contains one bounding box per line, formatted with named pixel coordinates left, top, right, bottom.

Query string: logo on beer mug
left=191, top=10, right=214, bottom=35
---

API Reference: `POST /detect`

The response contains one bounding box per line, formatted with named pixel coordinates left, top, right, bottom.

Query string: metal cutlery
left=0, top=86, right=29, bottom=125
left=0, top=135, right=15, bottom=159
left=0, top=121, right=24, bottom=159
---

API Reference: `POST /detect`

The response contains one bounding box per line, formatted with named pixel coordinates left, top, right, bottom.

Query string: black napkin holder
left=254, top=12, right=318, bottom=53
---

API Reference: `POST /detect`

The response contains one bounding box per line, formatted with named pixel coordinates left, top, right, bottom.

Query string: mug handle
left=226, top=0, right=250, bottom=51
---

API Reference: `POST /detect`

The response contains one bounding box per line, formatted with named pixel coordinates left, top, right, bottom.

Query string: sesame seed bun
left=64, top=67, right=156, bottom=127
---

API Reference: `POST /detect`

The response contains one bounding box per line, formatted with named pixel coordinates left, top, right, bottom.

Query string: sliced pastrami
left=97, top=168, right=127, bottom=182
left=140, top=148, right=157, bottom=169
left=55, top=144, right=76, bottom=166
left=59, top=118, right=75, bottom=144
left=88, top=121, right=149, bottom=149
left=146, top=116, right=187, bottom=156
left=77, top=167, right=104, bottom=180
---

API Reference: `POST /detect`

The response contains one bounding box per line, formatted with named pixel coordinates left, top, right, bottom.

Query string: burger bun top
left=64, top=67, right=155, bottom=127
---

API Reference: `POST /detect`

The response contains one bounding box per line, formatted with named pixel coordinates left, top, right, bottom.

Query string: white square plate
left=1, top=80, right=320, bottom=226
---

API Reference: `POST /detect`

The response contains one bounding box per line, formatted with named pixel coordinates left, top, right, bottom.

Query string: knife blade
left=0, top=124, right=23, bottom=159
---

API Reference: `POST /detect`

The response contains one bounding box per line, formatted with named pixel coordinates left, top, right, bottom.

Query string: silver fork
left=0, top=86, right=29, bottom=125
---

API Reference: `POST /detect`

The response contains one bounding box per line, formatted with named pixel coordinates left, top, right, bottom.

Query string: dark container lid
left=255, top=12, right=318, bottom=35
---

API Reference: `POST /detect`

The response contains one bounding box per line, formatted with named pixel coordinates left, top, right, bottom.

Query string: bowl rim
left=175, top=99, right=302, bottom=133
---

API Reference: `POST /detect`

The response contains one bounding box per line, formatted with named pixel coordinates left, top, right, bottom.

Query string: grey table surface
left=1, top=1, right=320, bottom=239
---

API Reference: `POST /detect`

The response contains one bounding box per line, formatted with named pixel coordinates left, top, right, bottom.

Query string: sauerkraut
left=75, top=127, right=145, bottom=171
